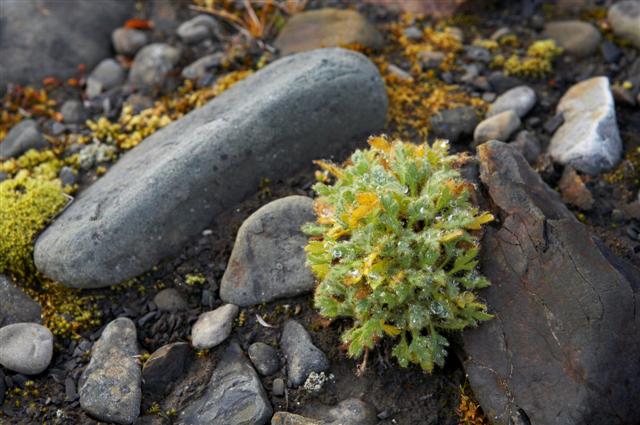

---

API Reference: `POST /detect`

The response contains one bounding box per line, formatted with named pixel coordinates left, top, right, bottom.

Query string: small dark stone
left=142, top=342, right=190, bottom=399
left=510, top=130, right=541, bottom=164
left=526, top=116, right=541, bottom=127
left=65, top=377, right=78, bottom=401
left=403, top=26, right=422, bottom=41
left=0, top=274, right=42, bottom=327
left=272, top=378, right=285, bottom=397
left=601, top=40, right=622, bottom=63
left=543, top=113, right=564, bottom=134
left=0, top=370, right=5, bottom=405
left=248, top=342, right=281, bottom=376
left=60, top=100, right=86, bottom=124
left=153, top=288, right=188, bottom=312
left=0, top=172, right=7, bottom=183
left=488, top=71, right=522, bottom=94
left=58, top=166, right=77, bottom=187
left=0, top=119, right=48, bottom=159
left=280, top=320, right=329, bottom=387
left=428, top=106, right=479, bottom=144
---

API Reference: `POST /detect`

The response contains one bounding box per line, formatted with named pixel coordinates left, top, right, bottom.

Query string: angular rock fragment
left=191, top=304, right=238, bottom=349
left=462, top=140, right=640, bottom=425
left=548, top=76, right=622, bottom=175
left=142, top=342, right=189, bottom=399
left=220, top=196, right=315, bottom=306
left=177, top=342, right=272, bottom=425
left=281, top=320, right=329, bottom=387
left=35, top=48, right=387, bottom=289
left=79, top=318, right=141, bottom=425
left=0, top=274, right=42, bottom=326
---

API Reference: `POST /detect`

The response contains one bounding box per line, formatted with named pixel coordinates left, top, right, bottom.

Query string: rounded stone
left=248, top=342, right=281, bottom=376
left=0, top=323, right=53, bottom=375
left=112, top=27, right=149, bottom=56
left=473, top=110, right=521, bottom=145
left=128, top=43, right=181, bottom=93
left=153, top=288, right=188, bottom=312
left=487, top=85, right=537, bottom=118
left=191, top=304, right=239, bottom=350
left=608, top=0, right=640, bottom=49
left=543, top=20, right=601, bottom=57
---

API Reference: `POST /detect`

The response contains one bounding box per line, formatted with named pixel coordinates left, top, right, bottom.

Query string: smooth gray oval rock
left=112, top=27, right=149, bottom=56
left=0, top=275, right=42, bottom=327
left=0, top=0, right=134, bottom=86
left=177, top=342, right=272, bottom=425
left=79, top=318, right=141, bottom=425
left=220, top=196, right=315, bottom=306
left=153, top=288, right=188, bottom=312
left=281, top=320, right=329, bottom=387
left=487, top=85, right=536, bottom=118
left=191, top=304, right=238, bottom=349
left=548, top=76, right=621, bottom=175
left=177, top=14, right=223, bottom=44
left=0, top=120, right=48, bottom=159
left=86, top=58, right=126, bottom=99
left=0, top=323, right=53, bottom=375
left=34, top=48, right=387, bottom=289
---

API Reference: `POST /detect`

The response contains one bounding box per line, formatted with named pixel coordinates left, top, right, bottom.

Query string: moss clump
left=503, top=39, right=562, bottom=78
left=0, top=170, right=68, bottom=279
left=304, top=136, right=493, bottom=372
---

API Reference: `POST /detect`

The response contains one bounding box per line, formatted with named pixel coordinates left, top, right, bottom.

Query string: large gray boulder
left=34, top=48, right=387, bottom=288
left=177, top=342, right=272, bottom=425
left=462, top=141, right=640, bottom=425
left=0, top=0, right=135, bottom=87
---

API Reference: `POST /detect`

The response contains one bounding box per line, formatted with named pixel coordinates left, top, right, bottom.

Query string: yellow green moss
left=0, top=170, right=68, bottom=279
left=185, top=273, right=207, bottom=286
left=502, top=39, right=562, bottom=78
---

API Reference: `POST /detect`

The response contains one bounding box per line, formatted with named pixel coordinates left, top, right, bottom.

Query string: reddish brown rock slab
left=462, top=141, right=640, bottom=425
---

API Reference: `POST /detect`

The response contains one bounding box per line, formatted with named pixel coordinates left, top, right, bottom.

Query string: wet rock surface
left=220, top=196, right=316, bottom=306
left=79, top=318, right=141, bottom=425
left=0, top=274, right=42, bottom=326
left=177, top=342, right=272, bottom=425
left=548, top=76, right=622, bottom=175
left=34, top=48, right=387, bottom=289
left=463, top=141, right=640, bottom=425
left=0, top=323, right=53, bottom=375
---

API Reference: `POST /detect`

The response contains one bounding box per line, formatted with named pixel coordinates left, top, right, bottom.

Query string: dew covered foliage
left=303, top=136, right=494, bottom=372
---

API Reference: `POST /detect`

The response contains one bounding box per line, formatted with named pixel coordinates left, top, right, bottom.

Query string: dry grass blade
left=190, top=0, right=278, bottom=40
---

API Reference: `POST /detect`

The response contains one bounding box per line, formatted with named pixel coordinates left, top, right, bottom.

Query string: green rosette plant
left=303, top=136, right=494, bottom=372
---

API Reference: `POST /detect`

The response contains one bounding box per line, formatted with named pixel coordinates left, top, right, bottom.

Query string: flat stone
left=272, top=378, right=285, bottom=396
left=428, top=106, right=479, bottom=143
left=473, top=110, right=521, bottom=145
left=248, top=342, right=281, bottom=376
left=608, top=0, right=640, bottom=49
left=274, top=9, right=383, bottom=55
left=86, top=58, right=126, bottom=99
left=177, top=342, right=272, bottom=425
left=220, top=196, right=316, bottom=306
left=558, top=166, right=594, bottom=210
left=510, top=130, right=541, bottom=164
left=543, top=20, right=601, bottom=57
left=0, top=120, right=48, bottom=159
left=0, top=274, right=42, bottom=327
left=129, top=43, right=181, bottom=94
left=0, top=0, right=134, bottom=86
left=153, top=288, right=188, bottom=312
left=281, top=320, right=329, bottom=387
left=142, top=342, right=189, bottom=398
left=112, top=27, right=149, bottom=56
left=463, top=141, right=640, bottom=425
left=79, top=318, right=141, bottom=425
left=548, top=76, right=622, bottom=175
left=34, top=48, right=387, bottom=289
left=487, top=85, right=536, bottom=118
left=487, top=71, right=522, bottom=94
left=177, top=14, right=222, bottom=44
left=191, top=304, right=238, bottom=350
left=0, top=323, right=53, bottom=375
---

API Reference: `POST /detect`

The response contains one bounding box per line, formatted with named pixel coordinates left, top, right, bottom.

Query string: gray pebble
left=153, top=288, right=188, bottom=312
left=0, top=119, right=48, bottom=159
left=191, top=304, right=238, bottom=349
left=281, top=320, right=329, bottom=387
left=0, top=323, right=53, bottom=375
left=248, top=342, right=281, bottom=376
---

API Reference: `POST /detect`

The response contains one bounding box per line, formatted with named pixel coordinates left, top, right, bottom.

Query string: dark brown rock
left=142, top=342, right=190, bottom=399
left=558, top=166, right=594, bottom=210
left=462, top=141, right=640, bottom=425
